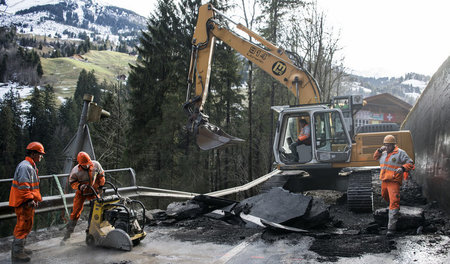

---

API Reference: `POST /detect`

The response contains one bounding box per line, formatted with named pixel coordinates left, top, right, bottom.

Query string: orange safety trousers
left=381, top=181, right=401, bottom=210
left=13, top=205, right=34, bottom=239
left=70, top=192, right=87, bottom=221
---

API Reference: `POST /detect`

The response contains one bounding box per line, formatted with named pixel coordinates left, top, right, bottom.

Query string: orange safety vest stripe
left=70, top=163, right=105, bottom=196
left=374, top=146, right=413, bottom=183
left=9, top=158, right=41, bottom=207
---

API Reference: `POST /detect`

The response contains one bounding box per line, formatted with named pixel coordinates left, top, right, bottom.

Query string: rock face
left=402, top=56, right=450, bottom=213
left=373, top=206, right=425, bottom=230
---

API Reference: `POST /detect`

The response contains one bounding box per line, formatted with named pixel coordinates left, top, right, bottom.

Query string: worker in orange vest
left=289, top=119, right=311, bottom=160
left=61, top=151, right=105, bottom=244
left=374, top=135, right=414, bottom=237
left=9, top=142, right=45, bottom=262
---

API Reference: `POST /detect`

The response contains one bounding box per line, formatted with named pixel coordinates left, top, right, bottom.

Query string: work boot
left=11, top=238, right=31, bottom=262
left=22, top=241, right=32, bottom=255
left=61, top=219, right=77, bottom=245
left=386, top=209, right=400, bottom=238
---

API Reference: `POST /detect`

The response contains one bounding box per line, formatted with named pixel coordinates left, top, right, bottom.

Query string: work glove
left=27, top=200, right=38, bottom=208
left=80, top=184, right=88, bottom=191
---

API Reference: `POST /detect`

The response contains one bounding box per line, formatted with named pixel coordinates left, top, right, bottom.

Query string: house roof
left=364, top=93, right=412, bottom=112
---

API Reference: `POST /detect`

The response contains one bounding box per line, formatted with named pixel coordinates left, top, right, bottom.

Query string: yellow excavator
left=183, top=3, right=414, bottom=211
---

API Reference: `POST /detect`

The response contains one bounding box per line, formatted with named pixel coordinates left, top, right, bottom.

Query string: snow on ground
left=2, top=0, right=62, bottom=14
left=342, top=81, right=372, bottom=94
left=404, top=92, right=421, bottom=102
left=57, top=96, right=67, bottom=104
left=0, top=82, right=68, bottom=105
left=402, top=79, right=428, bottom=90
left=0, top=82, right=35, bottom=100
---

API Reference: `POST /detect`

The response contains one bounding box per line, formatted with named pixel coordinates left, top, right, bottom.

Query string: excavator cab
left=274, top=106, right=352, bottom=166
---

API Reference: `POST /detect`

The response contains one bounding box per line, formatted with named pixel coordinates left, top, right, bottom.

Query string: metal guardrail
left=0, top=168, right=137, bottom=220
left=205, top=169, right=281, bottom=197
left=0, top=168, right=137, bottom=186
left=0, top=169, right=283, bottom=220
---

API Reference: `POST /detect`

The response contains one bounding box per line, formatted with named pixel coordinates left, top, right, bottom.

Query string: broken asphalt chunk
left=166, top=200, right=203, bottom=220
left=373, top=206, right=424, bottom=230
left=236, top=187, right=312, bottom=227
left=284, top=198, right=330, bottom=229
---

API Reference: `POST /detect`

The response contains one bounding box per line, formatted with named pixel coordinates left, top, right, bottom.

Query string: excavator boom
left=184, top=4, right=415, bottom=213
left=184, top=4, right=320, bottom=150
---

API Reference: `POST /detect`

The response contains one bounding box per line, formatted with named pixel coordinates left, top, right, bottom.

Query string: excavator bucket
left=197, top=123, right=245, bottom=150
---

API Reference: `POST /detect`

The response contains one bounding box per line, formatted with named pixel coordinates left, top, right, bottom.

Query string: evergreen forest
left=0, top=0, right=349, bottom=236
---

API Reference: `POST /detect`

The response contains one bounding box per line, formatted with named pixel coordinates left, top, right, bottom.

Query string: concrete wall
left=402, top=57, right=450, bottom=213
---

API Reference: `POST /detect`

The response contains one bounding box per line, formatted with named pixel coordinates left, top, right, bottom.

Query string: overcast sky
left=106, top=0, right=450, bottom=77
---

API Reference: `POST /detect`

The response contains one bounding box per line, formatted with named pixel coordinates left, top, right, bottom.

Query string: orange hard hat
left=26, top=142, right=45, bottom=154
left=77, top=151, right=92, bottom=166
left=383, top=135, right=397, bottom=144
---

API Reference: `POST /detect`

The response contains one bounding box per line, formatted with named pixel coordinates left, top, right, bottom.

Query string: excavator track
left=347, top=170, right=373, bottom=212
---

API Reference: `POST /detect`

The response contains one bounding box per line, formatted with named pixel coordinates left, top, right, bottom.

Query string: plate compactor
left=86, top=182, right=146, bottom=251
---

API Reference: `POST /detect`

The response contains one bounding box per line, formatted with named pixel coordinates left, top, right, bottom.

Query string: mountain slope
left=40, top=50, right=137, bottom=99
left=339, top=73, right=430, bottom=105
left=0, top=0, right=146, bottom=44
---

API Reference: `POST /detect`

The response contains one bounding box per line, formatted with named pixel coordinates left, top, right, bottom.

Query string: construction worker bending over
left=289, top=119, right=311, bottom=160
left=62, top=151, right=105, bottom=244
left=374, top=135, right=414, bottom=237
left=9, top=142, right=45, bottom=262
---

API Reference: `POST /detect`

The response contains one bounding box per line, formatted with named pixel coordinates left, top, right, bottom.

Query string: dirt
left=157, top=169, right=450, bottom=261
left=170, top=216, right=260, bottom=245
left=1, top=169, right=449, bottom=262
left=0, top=214, right=90, bottom=253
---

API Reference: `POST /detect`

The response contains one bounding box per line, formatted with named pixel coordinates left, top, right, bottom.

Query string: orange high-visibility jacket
left=374, top=146, right=414, bottom=183
left=69, top=160, right=105, bottom=196
left=9, top=157, right=42, bottom=207
left=297, top=124, right=311, bottom=142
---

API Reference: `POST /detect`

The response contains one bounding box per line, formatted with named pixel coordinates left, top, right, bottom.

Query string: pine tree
left=0, top=89, right=23, bottom=183
left=91, top=81, right=130, bottom=170
left=74, top=69, right=100, bottom=104
left=36, top=61, right=43, bottom=77
left=126, top=0, right=214, bottom=198
left=25, top=85, right=58, bottom=174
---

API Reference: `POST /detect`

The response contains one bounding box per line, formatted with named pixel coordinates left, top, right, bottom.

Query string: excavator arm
left=184, top=3, right=321, bottom=150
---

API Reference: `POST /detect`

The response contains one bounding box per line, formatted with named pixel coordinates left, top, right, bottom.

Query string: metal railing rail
left=206, top=169, right=281, bottom=197
left=0, top=169, right=283, bottom=220
left=0, top=167, right=137, bottom=186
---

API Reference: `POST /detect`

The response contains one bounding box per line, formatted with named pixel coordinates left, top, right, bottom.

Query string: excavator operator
left=289, top=119, right=311, bottom=160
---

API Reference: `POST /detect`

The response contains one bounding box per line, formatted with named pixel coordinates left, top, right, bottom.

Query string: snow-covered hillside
left=2, top=0, right=60, bottom=13
left=401, top=79, right=427, bottom=103
left=338, top=74, right=429, bottom=105
left=0, top=82, right=34, bottom=100
left=401, top=79, right=427, bottom=91
left=340, top=81, right=372, bottom=96
left=0, top=0, right=146, bottom=44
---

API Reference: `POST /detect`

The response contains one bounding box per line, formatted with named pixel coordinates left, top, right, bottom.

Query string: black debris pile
left=309, top=234, right=394, bottom=260
left=145, top=187, right=332, bottom=231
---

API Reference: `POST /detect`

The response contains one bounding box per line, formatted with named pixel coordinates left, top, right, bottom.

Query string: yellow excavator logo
left=272, top=61, right=286, bottom=76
